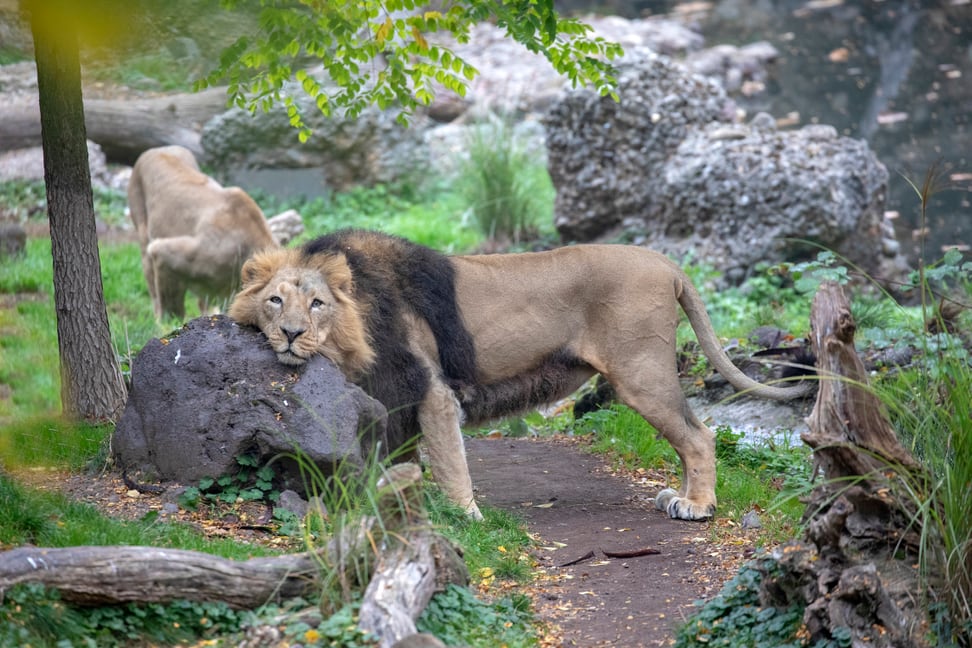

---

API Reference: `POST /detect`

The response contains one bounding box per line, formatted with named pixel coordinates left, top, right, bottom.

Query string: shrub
left=457, top=118, right=553, bottom=245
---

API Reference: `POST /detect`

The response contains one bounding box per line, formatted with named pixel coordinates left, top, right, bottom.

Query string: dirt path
left=467, top=436, right=737, bottom=647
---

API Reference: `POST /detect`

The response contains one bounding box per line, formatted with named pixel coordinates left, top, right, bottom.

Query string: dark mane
left=302, top=229, right=478, bottom=450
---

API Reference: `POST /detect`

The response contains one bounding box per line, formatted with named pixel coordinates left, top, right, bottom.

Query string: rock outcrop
left=545, top=53, right=907, bottom=284
left=113, top=315, right=388, bottom=491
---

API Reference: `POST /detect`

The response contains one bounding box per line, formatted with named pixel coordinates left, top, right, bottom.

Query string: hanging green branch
left=195, top=0, right=623, bottom=139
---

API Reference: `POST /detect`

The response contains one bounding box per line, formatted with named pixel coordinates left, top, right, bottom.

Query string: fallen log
left=0, top=545, right=319, bottom=608
left=0, top=87, right=230, bottom=164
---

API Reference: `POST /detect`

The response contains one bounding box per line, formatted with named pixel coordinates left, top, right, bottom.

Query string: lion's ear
left=333, top=274, right=354, bottom=298
left=315, top=253, right=355, bottom=299
left=240, top=249, right=288, bottom=287
left=239, top=256, right=262, bottom=286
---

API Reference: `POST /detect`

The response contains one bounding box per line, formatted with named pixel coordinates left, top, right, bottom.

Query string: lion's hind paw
left=655, top=488, right=715, bottom=521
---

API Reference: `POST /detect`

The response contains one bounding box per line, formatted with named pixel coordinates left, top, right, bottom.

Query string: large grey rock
left=113, top=315, right=388, bottom=491
left=544, top=53, right=907, bottom=284
left=200, top=86, right=430, bottom=190
left=0, top=139, right=124, bottom=190
left=650, top=117, right=898, bottom=283
left=544, top=51, right=736, bottom=242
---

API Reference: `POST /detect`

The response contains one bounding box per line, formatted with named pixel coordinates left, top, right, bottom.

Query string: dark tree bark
left=27, top=0, right=127, bottom=422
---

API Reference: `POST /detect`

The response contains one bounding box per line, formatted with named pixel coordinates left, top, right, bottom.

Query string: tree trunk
left=28, top=0, right=128, bottom=422
left=803, top=282, right=921, bottom=477
left=756, top=282, right=930, bottom=647
left=357, top=464, right=470, bottom=648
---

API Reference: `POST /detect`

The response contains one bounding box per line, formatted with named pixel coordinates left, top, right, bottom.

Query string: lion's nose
left=281, top=327, right=305, bottom=344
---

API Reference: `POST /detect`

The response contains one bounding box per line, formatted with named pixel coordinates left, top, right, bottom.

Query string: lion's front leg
left=419, top=378, right=483, bottom=520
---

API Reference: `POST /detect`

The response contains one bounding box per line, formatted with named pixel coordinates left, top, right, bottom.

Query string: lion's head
left=228, top=248, right=375, bottom=378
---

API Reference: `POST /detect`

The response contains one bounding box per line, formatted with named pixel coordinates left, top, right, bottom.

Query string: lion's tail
left=675, top=272, right=814, bottom=401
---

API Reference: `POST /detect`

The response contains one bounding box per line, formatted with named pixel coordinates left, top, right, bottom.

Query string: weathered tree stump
left=757, top=282, right=931, bottom=647
left=0, top=462, right=467, bottom=648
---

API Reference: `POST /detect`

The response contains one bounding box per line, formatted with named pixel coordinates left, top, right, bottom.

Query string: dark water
left=564, top=0, right=972, bottom=264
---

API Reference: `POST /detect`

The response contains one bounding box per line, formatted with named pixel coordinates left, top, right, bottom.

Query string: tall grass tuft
left=457, top=118, right=553, bottom=245
left=879, top=341, right=972, bottom=644
left=877, top=165, right=972, bottom=644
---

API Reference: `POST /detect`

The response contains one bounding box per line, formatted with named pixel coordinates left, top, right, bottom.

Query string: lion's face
left=228, top=249, right=375, bottom=377
left=250, top=267, right=341, bottom=366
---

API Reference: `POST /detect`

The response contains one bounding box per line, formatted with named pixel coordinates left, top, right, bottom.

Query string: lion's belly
left=458, top=348, right=596, bottom=425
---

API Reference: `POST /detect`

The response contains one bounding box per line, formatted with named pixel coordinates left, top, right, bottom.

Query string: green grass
left=0, top=471, right=274, bottom=557
left=0, top=418, right=109, bottom=468
left=87, top=49, right=202, bottom=92
left=577, top=404, right=679, bottom=470
left=256, top=182, right=484, bottom=253
left=876, top=357, right=972, bottom=644
left=456, top=119, right=555, bottom=244
left=429, top=488, right=535, bottom=582
left=0, top=238, right=164, bottom=426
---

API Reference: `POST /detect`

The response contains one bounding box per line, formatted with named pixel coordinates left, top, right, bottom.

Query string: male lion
left=229, top=229, right=812, bottom=521
left=128, top=145, right=277, bottom=320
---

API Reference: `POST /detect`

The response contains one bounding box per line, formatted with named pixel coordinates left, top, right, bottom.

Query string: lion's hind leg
left=608, top=371, right=717, bottom=521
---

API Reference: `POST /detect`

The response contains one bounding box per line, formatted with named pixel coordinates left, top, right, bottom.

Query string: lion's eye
left=310, top=298, right=324, bottom=309
left=268, top=295, right=283, bottom=306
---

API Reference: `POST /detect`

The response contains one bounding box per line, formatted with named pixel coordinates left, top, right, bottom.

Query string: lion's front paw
left=655, top=488, right=715, bottom=521
left=465, top=500, right=484, bottom=521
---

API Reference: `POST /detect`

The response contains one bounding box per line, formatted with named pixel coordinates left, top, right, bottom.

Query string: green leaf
left=202, top=0, right=620, bottom=127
